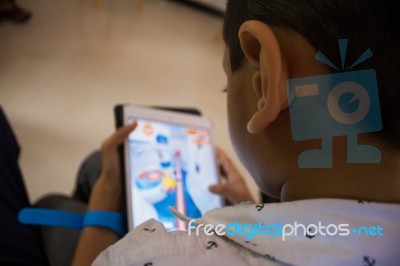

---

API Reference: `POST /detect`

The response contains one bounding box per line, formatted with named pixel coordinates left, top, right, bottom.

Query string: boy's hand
left=209, top=147, right=255, bottom=205
left=88, top=122, right=137, bottom=211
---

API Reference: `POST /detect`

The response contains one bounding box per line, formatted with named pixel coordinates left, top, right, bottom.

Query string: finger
left=102, top=121, right=137, bottom=151
left=208, top=184, right=233, bottom=199
left=216, top=147, right=241, bottom=181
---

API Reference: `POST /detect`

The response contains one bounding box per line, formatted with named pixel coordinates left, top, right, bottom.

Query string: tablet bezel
left=120, top=104, right=222, bottom=231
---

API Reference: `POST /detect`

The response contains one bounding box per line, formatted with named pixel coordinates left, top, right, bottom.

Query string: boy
left=70, top=0, right=400, bottom=265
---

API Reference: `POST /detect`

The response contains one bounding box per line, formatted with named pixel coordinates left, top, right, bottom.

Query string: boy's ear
left=239, top=20, right=288, bottom=134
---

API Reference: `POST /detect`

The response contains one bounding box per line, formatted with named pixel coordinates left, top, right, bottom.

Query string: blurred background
left=0, top=0, right=259, bottom=203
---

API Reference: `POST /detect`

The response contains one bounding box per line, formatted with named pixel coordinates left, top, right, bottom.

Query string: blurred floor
left=0, top=0, right=259, bottom=202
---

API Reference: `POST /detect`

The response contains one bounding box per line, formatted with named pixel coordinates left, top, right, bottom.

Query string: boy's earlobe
left=239, top=21, right=288, bottom=134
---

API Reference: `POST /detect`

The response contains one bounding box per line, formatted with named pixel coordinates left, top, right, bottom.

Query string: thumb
left=209, top=184, right=232, bottom=198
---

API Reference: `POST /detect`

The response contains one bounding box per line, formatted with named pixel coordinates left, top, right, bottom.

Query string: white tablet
left=115, top=104, right=223, bottom=232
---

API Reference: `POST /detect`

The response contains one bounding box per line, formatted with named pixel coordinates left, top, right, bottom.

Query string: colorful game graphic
left=128, top=119, right=221, bottom=231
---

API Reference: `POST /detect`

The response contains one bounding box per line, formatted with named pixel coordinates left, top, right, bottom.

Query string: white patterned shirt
left=94, top=199, right=400, bottom=266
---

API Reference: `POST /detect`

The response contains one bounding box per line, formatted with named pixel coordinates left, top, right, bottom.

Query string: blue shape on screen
left=156, top=134, right=168, bottom=144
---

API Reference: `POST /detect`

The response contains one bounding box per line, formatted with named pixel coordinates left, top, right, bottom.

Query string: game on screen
left=127, top=119, right=222, bottom=231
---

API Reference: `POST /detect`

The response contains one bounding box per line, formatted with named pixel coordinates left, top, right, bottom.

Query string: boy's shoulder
left=93, top=218, right=277, bottom=266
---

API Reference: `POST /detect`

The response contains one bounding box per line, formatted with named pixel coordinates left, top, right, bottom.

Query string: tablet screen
left=127, top=118, right=222, bottom=231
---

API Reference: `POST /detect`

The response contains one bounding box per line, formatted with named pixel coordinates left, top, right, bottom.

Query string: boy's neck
left=280, top=138, right=400, bottom=204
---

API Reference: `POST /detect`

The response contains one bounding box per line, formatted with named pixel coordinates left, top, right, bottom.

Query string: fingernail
left=208, top=185, right=217, bottom=192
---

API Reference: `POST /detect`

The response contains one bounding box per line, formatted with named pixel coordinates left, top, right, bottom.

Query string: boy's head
left=222, top=0, right=400, bottom=201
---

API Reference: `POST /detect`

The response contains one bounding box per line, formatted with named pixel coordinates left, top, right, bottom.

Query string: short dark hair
left=223, top=0, right=400, bottom=148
